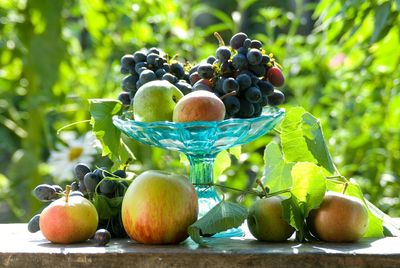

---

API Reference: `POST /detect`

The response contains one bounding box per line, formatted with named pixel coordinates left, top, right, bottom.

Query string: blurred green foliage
left=0, top=0, right=399, bottom=222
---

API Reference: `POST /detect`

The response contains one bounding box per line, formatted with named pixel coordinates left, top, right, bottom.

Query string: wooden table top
left=1, top=223, right=400, bottom=267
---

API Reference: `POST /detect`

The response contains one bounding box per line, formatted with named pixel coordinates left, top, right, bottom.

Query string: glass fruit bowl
left=112, top=106, right=285, bottom=237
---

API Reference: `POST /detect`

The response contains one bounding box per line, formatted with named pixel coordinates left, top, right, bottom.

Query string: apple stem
left=255, top=179, right=268, bottom=198
left=65, top=185, right=71, bottom=203
left=219, top=91, right=237, bottom=100
left=213, top=32, right=225, bottom=47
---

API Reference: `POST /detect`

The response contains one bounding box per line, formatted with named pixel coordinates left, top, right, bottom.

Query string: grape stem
left=256, top=179, right=268, bottom=197
left=213, top=32, right=225, bottom=47
left=219, top=91, right=237, bottom=100
left=57, top=120, right=91, bottom=134
left=194, top=182, right=291, bottom=198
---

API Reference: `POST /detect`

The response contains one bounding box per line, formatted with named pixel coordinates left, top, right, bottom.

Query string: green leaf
left=281, top=107, right=336, bottom=174
left=370, top=2, right=391, bottom=43
left=326, top=180, right=384, bottom=238
left=188, top=201, right=248, bottom=245
left=89, top=99, right=135, bottom=168
left=228, top=146, right=242, bottom=160
left=214, top=150, right=231, bottom=179
left=290, top=162, right=326, bottom=216
left=262, top=141, right=294, bottom=193
left=92, top=195, right=124, bottom=219
left=281, top=162, right=326, bottom=242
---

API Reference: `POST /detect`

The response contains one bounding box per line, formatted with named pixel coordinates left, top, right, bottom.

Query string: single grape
left=33, top=184, right=59, bottom=202
left=52, top=185, right=63, bottom=193
left=116, top=182, right=127, bottom=197
left=162, top=63, right=171, bottom=72
left=236, top=99, right=255, bottom=118
left=222, top=78, right=239, bottom=93
left=237, top=47, right=248, bottom=55
left=268, top=89, right=285, bottom=105
left=120, top=66, right=129, bottom=75
left=260, top=95, right=269, bottom=106
left=78, top=180, right=86, bottom=193
left=133, top=51, right=147, bottom=63
left=99, top=179, right=116, bottom=195
left=71, top=181, right=79, bottom=191
left=27, top=214, right=41, bottom=233
left=245, top=86, right=262, bottom=103
left=232, top=53, right=248, bottom=70
left=249, top=64, right=266, bottom=77
left=189, top=72, right=201, bottom=85
left=261, top=55, right=270, bottom=64
left=230, top=32, right=248, bottom=49
left=220, top=61, right=234, bottom=77
left=146, top=53, right=159, bottom=66
left=253, top=103, right=262, bottom=117
left=136, top=80, right=143, bottom=90
left=215, top=77, right=226, bottom=94
left=175, top=81, right=193, bottom=95
left=197, top=63, right=214, bottom=79
left=250, top=40, right=263, bottom=49
left=247, top=49, right=263, bottom=65
left=236, top=73, right=252, bottom=90
left=147, top=47, right=160, bottom=55
left=134, top=62, right=147, bottom=74
left=113, top=170, right=127, bottom=178
left=251, top=75, right=260, bottom=86
left=258, top=80, right=274, bottom=96
left=83, top=172, right=101, bottom=193
left=189, top=64, right=199, bottom=75
left=223, top=96, right=241, bottom=116
left=170, top=62, right=185, bottom=79
left=155, top=68, right=166, bottom=79
left=162, top=73, right=178, bottom=84
left=121, top=75, right=138, bottom=92
left=94, top=229, right=111, bottom=246
left=193, top=80, right=211, bottom=91
left=206, top=56, right=216, bottom=64
left=139, top=69, right=156, bottom=84
left=118, top=92, right=131, bottom=105
left=74, top=163, right=91, bottom=180
left=216, top=46, right=231, bottom=62
left=120, top=54, right=135, bottom=69
left=243, top=38, right=251, bottom=49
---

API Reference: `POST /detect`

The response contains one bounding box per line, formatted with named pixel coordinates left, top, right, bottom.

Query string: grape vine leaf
left=262, top=141, right=294, bottom=193
left=214, top=150, right=231, bottom=179
left=326, top=180, right=384, bottom=238
left=188, top=201, right=248, bottom=246
left=89, top=99, right=135, bottom=169
left=92, top=194, right=124, bottom=219
left=282, top=162, right=326, bottom=242
left=281, top=107, right=336, bottom=174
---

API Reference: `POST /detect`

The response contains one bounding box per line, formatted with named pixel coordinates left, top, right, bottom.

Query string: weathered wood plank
left=1, top=224, right=400, bottom=268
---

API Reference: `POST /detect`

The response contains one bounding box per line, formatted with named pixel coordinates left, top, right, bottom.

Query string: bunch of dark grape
left=188, top=32, right=286, bottom=118
left=117, top=32, right=286, bottom=119
left=28, top=163, right=130, bottom=239
left=73, top=163, right=130, bottom=238
left=118, top=47, right=193, bottom=105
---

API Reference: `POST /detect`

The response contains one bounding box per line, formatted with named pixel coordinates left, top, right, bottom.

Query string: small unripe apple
left=247, top=196, right=295, bottom=242
left=172, top=90, right=226, bottom=122
left=307, top=191, right=368, bottom=242
left=122, top=170, right=198, bottom=244
left=39, top=187, right=98, bottom=244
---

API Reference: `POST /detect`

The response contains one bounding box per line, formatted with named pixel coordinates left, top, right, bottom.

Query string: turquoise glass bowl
left=113, top=106, right=285, bottom=237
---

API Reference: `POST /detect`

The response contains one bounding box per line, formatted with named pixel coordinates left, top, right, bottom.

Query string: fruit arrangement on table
left=27, top=32, right=393, bottom=246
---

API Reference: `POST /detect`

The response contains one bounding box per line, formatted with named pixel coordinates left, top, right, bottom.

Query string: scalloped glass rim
left=112, top=106, right=285, bottom=154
